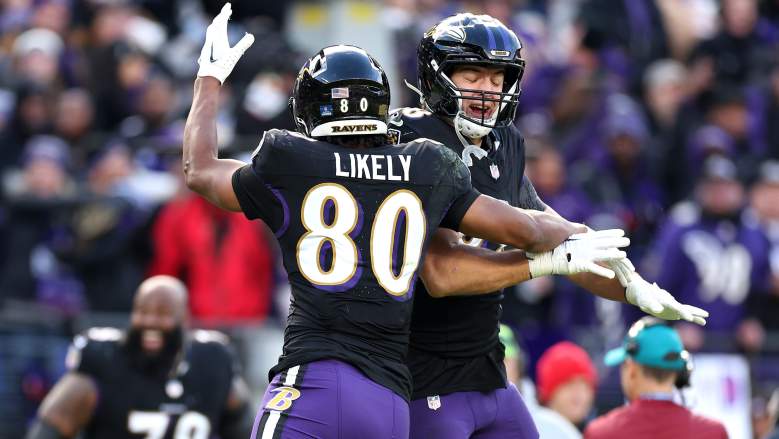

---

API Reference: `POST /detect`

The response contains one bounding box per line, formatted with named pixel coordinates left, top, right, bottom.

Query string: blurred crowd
left=1, top=0, right=779, bottom=436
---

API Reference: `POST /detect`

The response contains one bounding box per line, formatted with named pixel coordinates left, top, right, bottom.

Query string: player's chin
left=141, top=346, right=164, bottom=357
left=141, top=329, right=165, bottom=353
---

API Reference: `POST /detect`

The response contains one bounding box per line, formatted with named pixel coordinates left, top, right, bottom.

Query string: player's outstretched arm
left=458, top=194, right=585, bottom=254
left=26, top=373, right=97, bottom=439
left=567, top=268, right=630, bottom=302
left=183, top=3, right=254, bottom=211
left=422, top=228, right=630, bottom=298
left=543, top=206, right=709, bottom=326
left=420, top=228, right=533, bottom=297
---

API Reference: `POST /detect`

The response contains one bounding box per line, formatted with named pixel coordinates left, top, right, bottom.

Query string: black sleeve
left=231, top=130, right=290, bottom=235
left=67, top=333, right=104, bottom=377
left=438, top=149, right=480, bottom=230
left=231, top=166, right=286, bottom=235
left=440, top=188, right=480, bottom=230
left=518, top=175, right=547, bottom=212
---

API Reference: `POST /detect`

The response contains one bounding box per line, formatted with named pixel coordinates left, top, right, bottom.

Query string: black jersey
left=68, top=328, right=237, bottom=439
left=231, top=129, right=479, bottom=400
left=388, top=107, right=546, bottom=399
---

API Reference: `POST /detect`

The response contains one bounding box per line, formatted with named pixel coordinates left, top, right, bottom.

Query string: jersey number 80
left=296, top=183, right=426, bottom=297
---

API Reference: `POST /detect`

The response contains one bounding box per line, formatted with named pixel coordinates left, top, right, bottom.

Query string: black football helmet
left=417, top=13, right=525, bottom=137
left=290, top=45, right=390, bottom=138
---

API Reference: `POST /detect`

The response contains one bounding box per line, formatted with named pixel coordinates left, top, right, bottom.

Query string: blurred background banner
left=688, top=354, right=753, bottom=439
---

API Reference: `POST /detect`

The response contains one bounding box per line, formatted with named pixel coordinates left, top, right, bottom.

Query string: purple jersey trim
left=266, top=184, right=290, bottom=238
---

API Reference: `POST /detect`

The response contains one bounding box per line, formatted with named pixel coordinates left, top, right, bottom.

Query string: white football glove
left=197, top=3, right=254, bottom=84
left=527, top=229, right=630, bottom=279
left=621, top=270, right=709, bottom=326
left=607, top=257, right=636, bottom=287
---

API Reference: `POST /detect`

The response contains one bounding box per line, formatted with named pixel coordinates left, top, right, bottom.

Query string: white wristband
left=528, top=252, right=554, bottom=278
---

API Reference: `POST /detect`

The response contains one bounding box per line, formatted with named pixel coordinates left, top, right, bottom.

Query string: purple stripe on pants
left=253, top=359, right=410, bottom=439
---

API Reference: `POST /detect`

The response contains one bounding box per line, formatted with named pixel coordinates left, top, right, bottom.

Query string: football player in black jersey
left=26, top=275, right=253, bottom=439
left=181, top=5, right=631, bottom=438
left=392, top=13, right=711, bottom=439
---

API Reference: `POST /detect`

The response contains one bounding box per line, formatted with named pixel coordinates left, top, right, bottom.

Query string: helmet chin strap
left=454, top=111, right=494, bottom=140
left=454, top=114, right=489, bottom=167
left=404, top=79, right=430, bottom=110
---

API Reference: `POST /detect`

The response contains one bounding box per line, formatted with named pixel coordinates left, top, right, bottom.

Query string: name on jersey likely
left=334, top=152, right=412, bottom=182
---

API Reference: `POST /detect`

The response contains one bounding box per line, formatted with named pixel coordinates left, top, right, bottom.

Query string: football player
left=392, top=13, right=711, bottom=439
left=26, top=275, right=252, bottom=439
left=182, top=5, right=629, bottom=438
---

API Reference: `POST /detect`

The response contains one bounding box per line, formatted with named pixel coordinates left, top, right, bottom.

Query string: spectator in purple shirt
left=644, top=156, right=771, bottom=352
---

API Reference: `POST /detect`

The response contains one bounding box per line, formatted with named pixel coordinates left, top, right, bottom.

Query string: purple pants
left=410, top=383, right=539, bottom=439
left=252, top=359, right=409, bottom=439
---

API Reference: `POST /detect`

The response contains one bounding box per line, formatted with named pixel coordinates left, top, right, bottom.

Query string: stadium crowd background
left=0, top=0, right=778, bottom=437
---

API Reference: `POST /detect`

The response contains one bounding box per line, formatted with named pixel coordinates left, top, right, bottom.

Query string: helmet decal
left=292, top=45, right=390, bottom=138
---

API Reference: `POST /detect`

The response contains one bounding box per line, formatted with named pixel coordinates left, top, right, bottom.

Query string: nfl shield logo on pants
left=427, top=395, right=441, bottom=410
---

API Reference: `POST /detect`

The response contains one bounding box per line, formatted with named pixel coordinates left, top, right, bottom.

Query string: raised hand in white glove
left=527, top=229, right=630, bottom=279
left=197, top=3, right=255, bottom=84
left=623, top=272, right=709, bottom=326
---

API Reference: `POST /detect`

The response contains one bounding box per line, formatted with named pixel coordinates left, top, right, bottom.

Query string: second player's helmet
left=418, top=13, right=525, bottom=138
left=290, top=45, right=391, bottom=138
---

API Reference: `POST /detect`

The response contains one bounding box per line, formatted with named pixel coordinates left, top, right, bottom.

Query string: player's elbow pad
left=26, top=419, right=67, bottom=439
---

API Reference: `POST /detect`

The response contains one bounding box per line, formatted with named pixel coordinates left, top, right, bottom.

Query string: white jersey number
left=128, top=411, right=210, bottom=439
left=682, top=230, right=753, bottom=305
left=297, top=184, right=426, bottom=296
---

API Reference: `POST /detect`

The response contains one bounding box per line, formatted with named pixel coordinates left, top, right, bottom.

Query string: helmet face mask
left=418, top=14, right=526, bottom=138
left=291, top=45, right=391, bottom=138
left=444, top=60, right=524, bottom=137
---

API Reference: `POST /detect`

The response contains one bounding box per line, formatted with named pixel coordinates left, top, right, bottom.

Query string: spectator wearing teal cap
left=584, top=317, right=728, bottom=439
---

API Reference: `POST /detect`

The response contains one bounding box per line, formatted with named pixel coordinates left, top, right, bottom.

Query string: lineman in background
left=26, top=275, right=253, bottom=439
